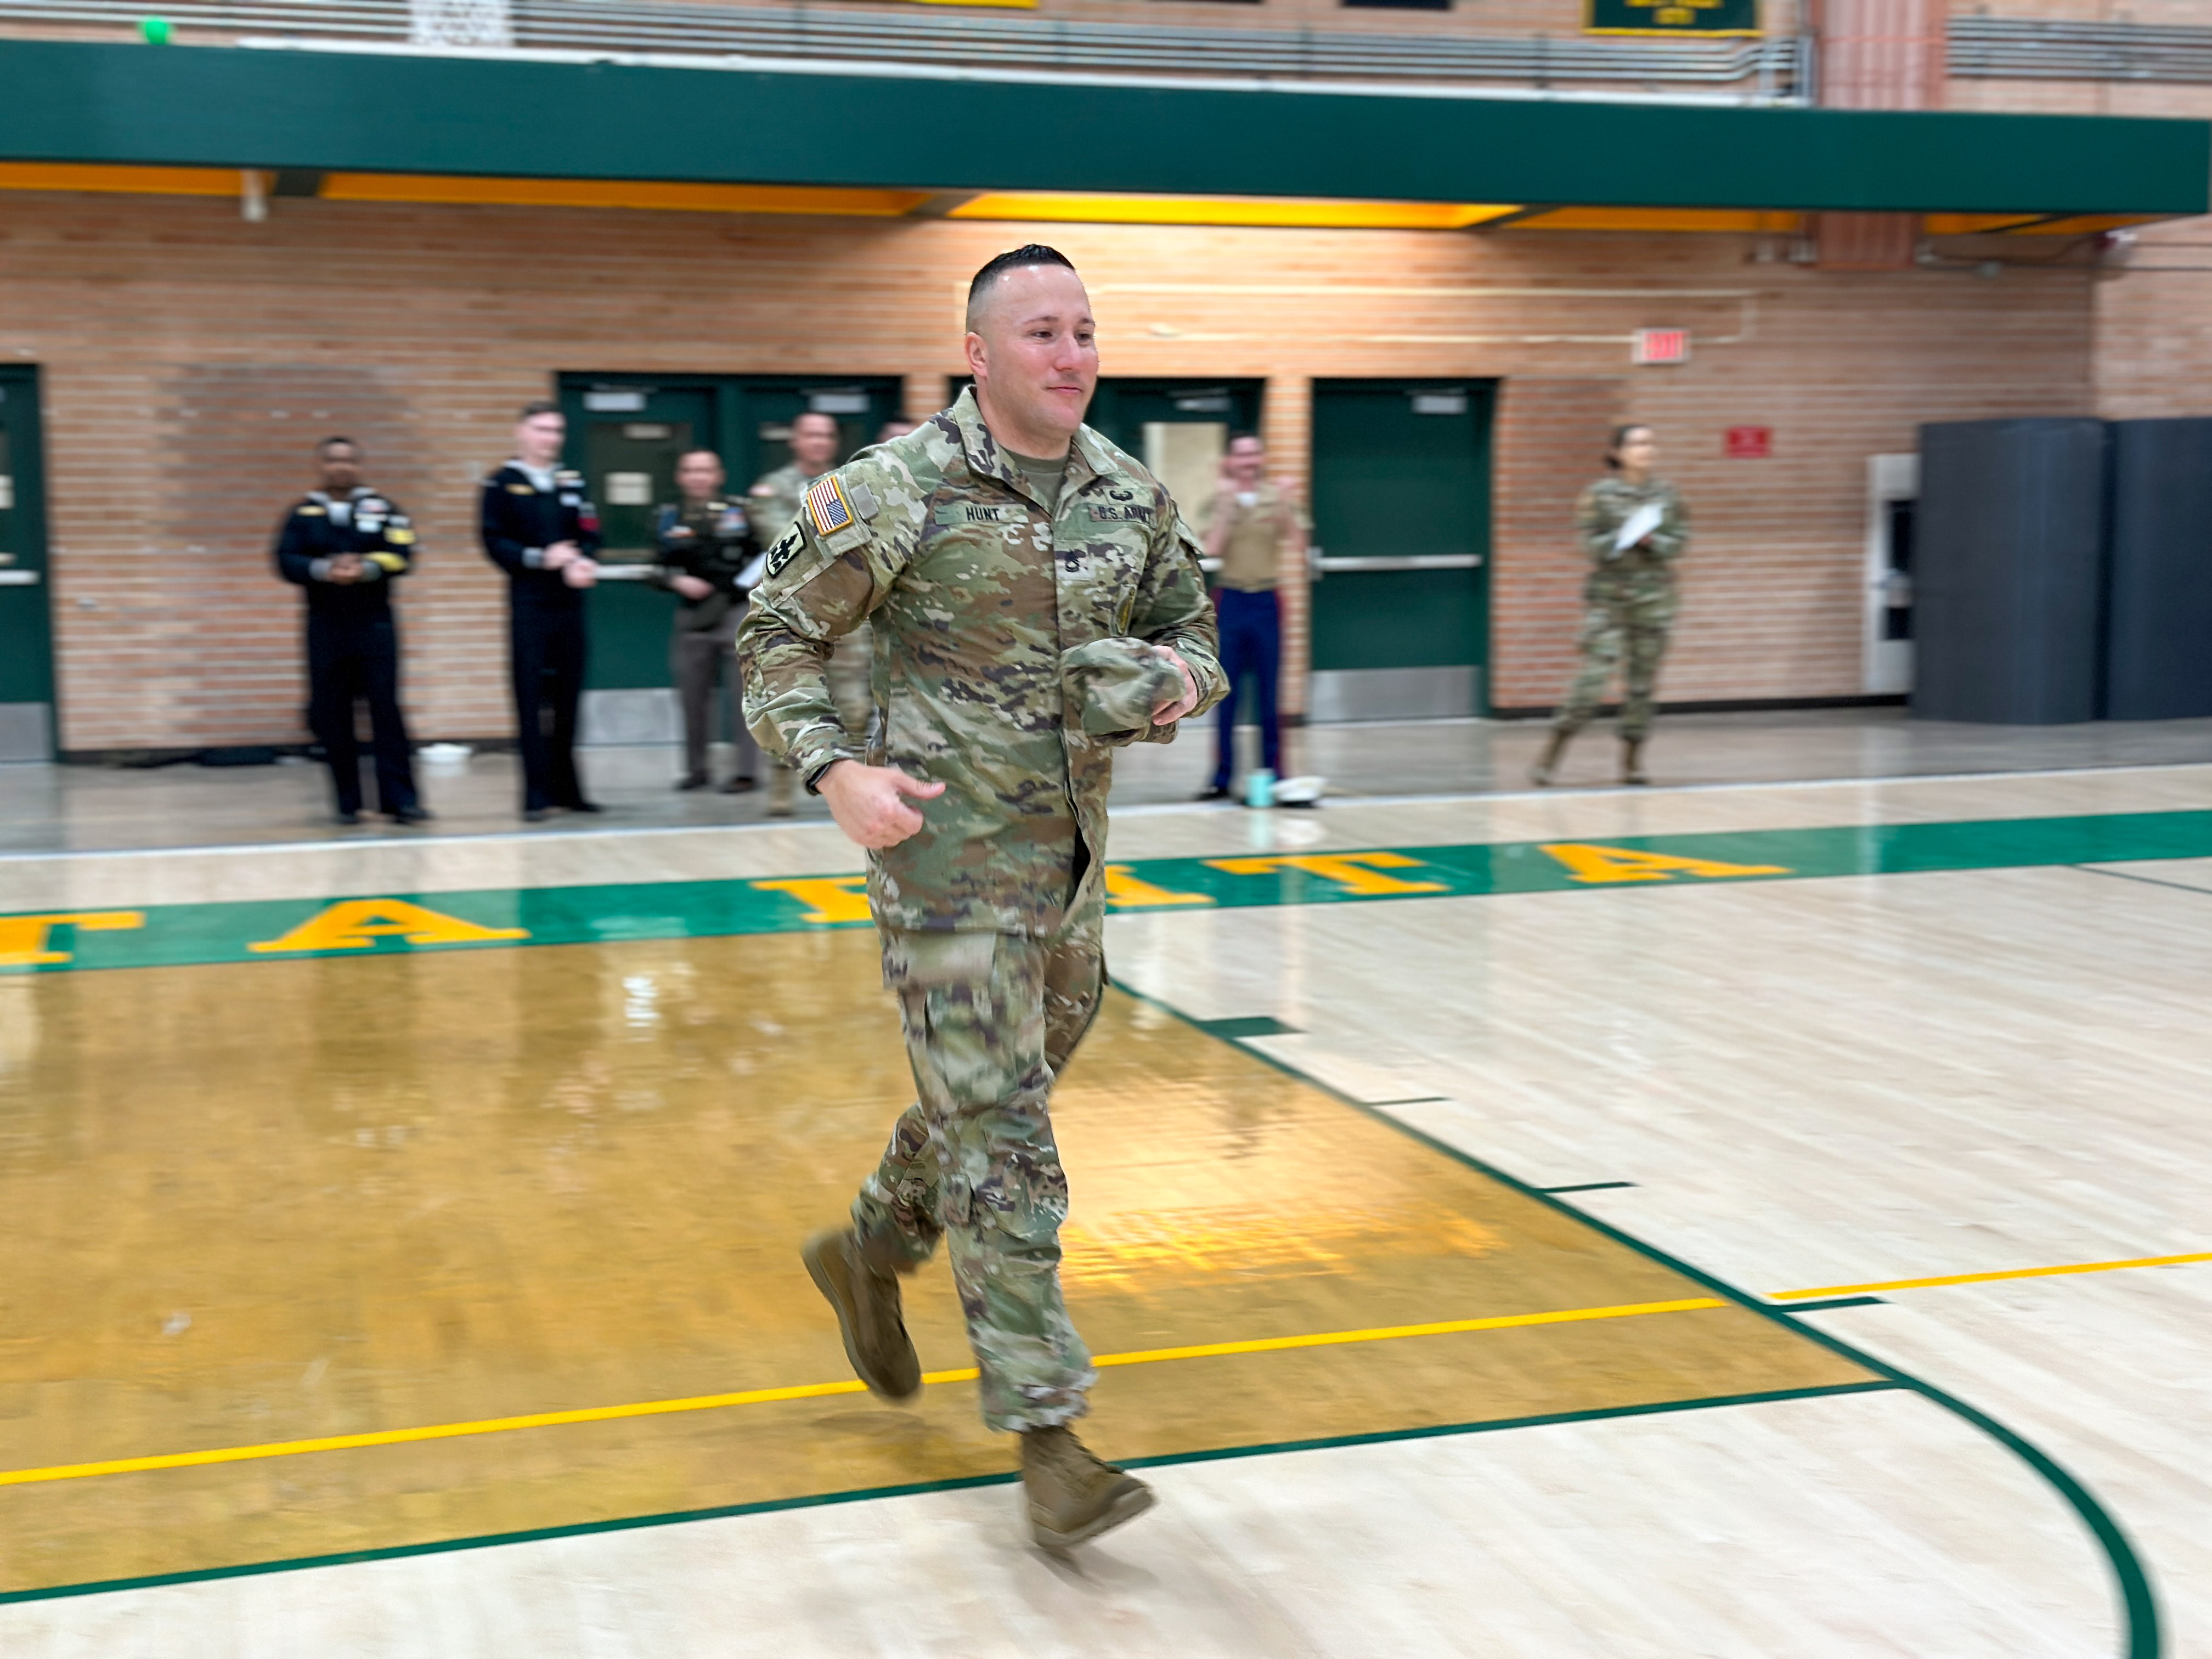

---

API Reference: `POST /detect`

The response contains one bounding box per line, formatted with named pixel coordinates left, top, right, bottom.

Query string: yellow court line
left=1772, top=1250, right=2212, bottom=1300
left=0, top=1297, right=1723, bottom=1490
left=7, top=1249, right=2207, bottom=1491
left=1092, top=1299, right=1724, bottom=1367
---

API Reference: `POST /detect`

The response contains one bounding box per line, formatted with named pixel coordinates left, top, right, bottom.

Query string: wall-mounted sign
left=1633, top=328, right=1691, bottom=365
left=1725, top=426, right=1773, bottom=458
left=1587, top=0, right=1758, bottom=37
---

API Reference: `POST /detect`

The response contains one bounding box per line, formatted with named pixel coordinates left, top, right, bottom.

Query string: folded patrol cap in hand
left=1061, top=637, right=1185, bottom=737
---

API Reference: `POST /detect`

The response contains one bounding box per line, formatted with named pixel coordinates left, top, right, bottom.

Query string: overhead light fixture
left=945, top=193, right=1523, bottom=230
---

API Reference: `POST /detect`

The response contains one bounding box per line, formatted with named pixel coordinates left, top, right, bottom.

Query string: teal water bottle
left=1245, top=769, right=1275, bottom=809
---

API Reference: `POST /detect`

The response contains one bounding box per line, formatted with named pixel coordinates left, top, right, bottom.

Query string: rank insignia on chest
left=506, top=483, right=534, bottom=494
left=805, top=475, right=856, bottom=537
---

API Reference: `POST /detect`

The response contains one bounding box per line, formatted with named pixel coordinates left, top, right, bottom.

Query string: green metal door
left=555, top=375, right=900, bottom=740
left=568, top=383, right=715, bottom=696
left=0, top=368, right=54, bottom=761
left=1308, top=380, right=1493, bottom=721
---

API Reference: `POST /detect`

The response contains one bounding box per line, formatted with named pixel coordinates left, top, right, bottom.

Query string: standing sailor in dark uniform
left=479, top=399, right=603, bottom=820
left=273, top=436, right=428, bottom=826
left=651, top=448, right=764, bottom=793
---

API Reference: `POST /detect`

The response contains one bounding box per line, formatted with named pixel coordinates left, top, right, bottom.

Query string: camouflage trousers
left=853, top=904, right=1105, bottom=1432
left=1553, top=588, right=1674, bottom=742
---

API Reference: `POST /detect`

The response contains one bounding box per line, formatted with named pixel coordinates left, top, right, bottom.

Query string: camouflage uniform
left=1551, top=476, right=1689, bottom=741
left=738, top=388, right=1225, bottom=1431
left=751, top=459, right=872, bottom=744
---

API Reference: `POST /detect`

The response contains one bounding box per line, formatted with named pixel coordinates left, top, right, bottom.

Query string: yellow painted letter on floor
left=1205, top=852, right=1450, bottom=897
left=751, top=876, right=872, bottom=925
left=1541, top=844, right=1792, bottom=885
left=1103, top=865, right=1214, bottom=909
left=0, top=911, right=144, bottom=968
left=247, top=899, right=529, bottom=954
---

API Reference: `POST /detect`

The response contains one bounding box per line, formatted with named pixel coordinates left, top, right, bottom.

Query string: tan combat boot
left=1529, top=730, right=1571, bottom=788
left=801, top=1228, right=921, bottom=1402
left=1020, top=1426, right=1156, bottom=1549
left=766, top=761, right=796, bottom=819
left=1621, top=738, right=1649, bottom=787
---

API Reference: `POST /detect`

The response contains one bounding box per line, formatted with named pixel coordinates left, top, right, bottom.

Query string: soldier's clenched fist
left=817, top=760, right=945, bottom=848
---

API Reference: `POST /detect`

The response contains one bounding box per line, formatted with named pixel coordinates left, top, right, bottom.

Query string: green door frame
left=0, top=365, right=55, bottom=761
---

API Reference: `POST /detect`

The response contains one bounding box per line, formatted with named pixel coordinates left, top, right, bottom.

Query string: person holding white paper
left=1530, top=424, right=1688, bottom=787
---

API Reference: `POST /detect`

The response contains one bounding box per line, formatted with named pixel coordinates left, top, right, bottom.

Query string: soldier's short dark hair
left=1605, top=424, right=1652, bottom=470
left=1227, top=431, right=1263, bottom=449
left=676, top=447, right=722, bottom=467
left=518, top=399, right=561, bottom=423
left=966, top=245, right=1078, bottom=330
left=316, top=435, right=358, bottom=456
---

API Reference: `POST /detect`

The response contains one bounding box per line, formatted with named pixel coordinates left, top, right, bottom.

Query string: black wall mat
left=1915, top=418, right=2106, bottom=725
left=2106, top=418, right=2212, bottom=720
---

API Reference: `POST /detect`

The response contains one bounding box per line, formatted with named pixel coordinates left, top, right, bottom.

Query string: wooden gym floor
left=2, top=761, right=2208, bottom=1656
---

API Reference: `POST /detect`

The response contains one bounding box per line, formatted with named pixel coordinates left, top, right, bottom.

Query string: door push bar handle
left=1314, top=554, right=1483, bottom=573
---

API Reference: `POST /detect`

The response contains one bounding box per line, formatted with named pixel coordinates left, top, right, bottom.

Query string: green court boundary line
left=1118, top=985, right=2165, bottom=1659
left=0, top=1381, right=1898, bottom=1609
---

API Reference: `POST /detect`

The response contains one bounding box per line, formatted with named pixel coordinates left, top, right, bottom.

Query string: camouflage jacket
left=1576, top=476, right=1688, bottom=596
left=737, top=388, right=1227, bottom=936
left=747, top=461, right=824, bottom=547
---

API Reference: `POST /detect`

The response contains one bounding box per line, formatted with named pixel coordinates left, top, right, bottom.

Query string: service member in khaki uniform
left=738, top=245, right=1225, bottom=1550
left=1198, top=432, right=1307, bottom=802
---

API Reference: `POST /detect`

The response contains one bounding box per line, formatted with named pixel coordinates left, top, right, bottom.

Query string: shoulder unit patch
left=762, top=528, right=806, bottom=582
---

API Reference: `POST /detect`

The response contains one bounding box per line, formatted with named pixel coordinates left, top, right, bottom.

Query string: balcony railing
left=2, top=0, right=1804, bottom=96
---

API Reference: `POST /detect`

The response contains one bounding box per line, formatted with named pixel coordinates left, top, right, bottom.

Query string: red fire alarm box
left=1633, top=328, right=1690, bottom=365
left=1724, top=426, right=1773, bottom=459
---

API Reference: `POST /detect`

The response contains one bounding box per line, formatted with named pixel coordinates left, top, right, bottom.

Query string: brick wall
left=0, top=189, right=2097, bottom=750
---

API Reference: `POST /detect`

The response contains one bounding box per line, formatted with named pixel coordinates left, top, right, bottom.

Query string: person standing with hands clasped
left=273, top=436, right=428, bottom=826
left=1197, top=432, right=1305, bottom=803
left=740, top=245, right=1223, bottom=1551
left=652, top=449, right=763, bottom=794
left=480, top=400, right=603, bottom=821
left=1531, top=423, right=1688, bottom=788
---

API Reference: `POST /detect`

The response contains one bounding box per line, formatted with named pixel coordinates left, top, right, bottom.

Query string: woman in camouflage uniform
left=1530, top=423, right=1688, bottom=787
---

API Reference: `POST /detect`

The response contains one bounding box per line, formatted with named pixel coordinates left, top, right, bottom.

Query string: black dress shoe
left=334, top=809, right=362, bottom=826
left=675, top=772, right=709, bottom=792
left=522, top=807, right=550, bottom=823
left=563, top=799, right=605, bottom=814
left=1197, top=785, right=1233, bottom=802
left=390, top=805, right=435, bottom=825
left=719, top=775, right=758, bottom=794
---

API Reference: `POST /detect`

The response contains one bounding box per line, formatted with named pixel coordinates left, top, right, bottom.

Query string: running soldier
left=738, top=245, right=1224, bottom=1549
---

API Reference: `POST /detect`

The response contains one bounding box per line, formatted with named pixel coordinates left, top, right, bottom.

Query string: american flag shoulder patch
left=805, top=475, right=856, bottom=537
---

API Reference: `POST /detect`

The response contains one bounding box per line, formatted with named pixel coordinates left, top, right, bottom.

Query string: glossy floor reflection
left=0, top=928, right=1865, bottom=1595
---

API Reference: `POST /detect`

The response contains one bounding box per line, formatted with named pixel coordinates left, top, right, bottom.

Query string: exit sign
left=1725, top=426, right=1773, bottom=458
left=1633, top=328, right=1690, bottom=365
